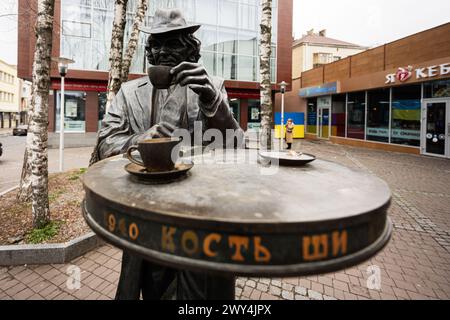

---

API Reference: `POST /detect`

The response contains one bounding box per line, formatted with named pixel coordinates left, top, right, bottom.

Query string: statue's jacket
left=91, top=75, right=243, bottom=163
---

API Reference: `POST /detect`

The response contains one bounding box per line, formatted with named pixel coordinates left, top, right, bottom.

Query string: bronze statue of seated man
left=90, top=8, right=243, bottom=300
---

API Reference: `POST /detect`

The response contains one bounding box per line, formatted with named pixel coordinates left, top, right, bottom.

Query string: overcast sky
left=294, top=0, right=450, bottom=47
left=0, top=0, right=18, bottom=65
left=0, top=0, right=449, bottom=65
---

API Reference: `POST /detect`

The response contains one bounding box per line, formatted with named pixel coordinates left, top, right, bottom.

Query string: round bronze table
left=82, top=149, right=392, bottom=298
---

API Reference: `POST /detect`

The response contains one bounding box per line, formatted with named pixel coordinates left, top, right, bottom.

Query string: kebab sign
left=386, top=63, right=450, bottom=84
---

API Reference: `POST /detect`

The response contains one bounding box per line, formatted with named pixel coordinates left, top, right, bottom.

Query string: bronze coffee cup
left=148, top=65, right=174, bottom=89
left=126, top=137, right=182, bottom=172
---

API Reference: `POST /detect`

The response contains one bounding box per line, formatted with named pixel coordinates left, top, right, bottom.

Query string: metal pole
left=281, top=91, right=285, bottom=150
left=59, top=76, right=65, bottom=172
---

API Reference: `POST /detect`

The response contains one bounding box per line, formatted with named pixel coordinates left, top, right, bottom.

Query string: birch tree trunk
left=26, top=0, right=55, bottom=228
left=120, top=0, right=148, bottom=84
left=17, top=125, right=32, bottom=201
left=259, top=0, right=273, bottom=151
left=17, top=97, right=34, bottom=201
left=106, top=0, right=128, bottom=111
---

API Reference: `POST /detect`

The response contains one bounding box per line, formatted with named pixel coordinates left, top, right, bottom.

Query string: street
left=1, top=139, right=449, bottom=300
left=0, top=134, right=92, bottom=194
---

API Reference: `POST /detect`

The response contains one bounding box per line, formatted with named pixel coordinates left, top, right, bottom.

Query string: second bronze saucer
left=259, top=151, right=316, bottom=167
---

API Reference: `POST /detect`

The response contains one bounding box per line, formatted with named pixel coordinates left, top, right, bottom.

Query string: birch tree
left=120, top=0, right=148, bottom=84
left=19, top=0, right=55, bottom=228
left=106, top=0, right=128, bottom=110
left=259, top=0, right=273, bottom=151
left=106, top=0, right=148, bottom=110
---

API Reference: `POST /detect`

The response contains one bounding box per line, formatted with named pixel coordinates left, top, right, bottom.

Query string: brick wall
left=301, top=23, right=450, bottom=88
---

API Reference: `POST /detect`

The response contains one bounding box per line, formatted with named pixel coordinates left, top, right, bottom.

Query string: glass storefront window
left=55, top=91, right=86, bottom=132
left=391, top=84, right=421, bottom=147
left=247, top=99, right=261, bottom=130
left=217, top=28, right=238, bottom=55
left=61, top=36, right=93, bottom=71
left=306, top=98, right=317, bottom=134
left=331, top=94, right=345, bottom=137
left=424, top=79, right=450, bottom=98
left=195, top=0, right=218, bottom=25
left=199, top=51, right=217, bottom=77
left=238, top=31, right=258, bottom=56
left=270, top=58, right=276, bottom=83
left=197, top=25, right=218, bottom=52
left=238, top=3, right=257, bottom=30
left=217, top=54, right=237, bottom=80
left=60, top=0, right=277, bottom=82
left=367, top=89, right=390, bottom=143
left=238, top=56, right=257, bottom=81
left=347, top=92, right=366, bottom=140
left=219, top=0, right=239, bottom=28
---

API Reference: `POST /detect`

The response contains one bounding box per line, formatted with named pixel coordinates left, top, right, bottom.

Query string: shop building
left=0, top=59, right=29, bottom=129
left=17, top=0, right=293, bottom=141
left=292, top=29, right=367, bottom=78
left=296, top=23, right=450, bottom=158
left=274, top=30, right=367, bottom=139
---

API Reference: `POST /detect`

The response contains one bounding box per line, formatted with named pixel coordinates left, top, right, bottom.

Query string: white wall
left=293, top=44, right=366, bottom=77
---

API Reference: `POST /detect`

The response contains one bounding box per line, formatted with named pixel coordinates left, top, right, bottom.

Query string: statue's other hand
left=170, top=62, right=218, bottom=104
left=138, top=122, right=176, bottom=141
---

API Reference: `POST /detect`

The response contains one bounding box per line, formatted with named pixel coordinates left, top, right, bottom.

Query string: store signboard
left=367, top=128, right=420, bottom=141
left=247, top=123, right=261, bottom=130
left=250, top=107, right=260, bottom=121
left=64, top=121, right=85, bottom=132
left=52, top=80, right=107, bottom=92
left=386, top=63, right=450, bottom=84
left=65, top=100, right=78, bottom=117
left=317, top=96, right=332, bottom=108
left=299, top=82, right=339, bottom=98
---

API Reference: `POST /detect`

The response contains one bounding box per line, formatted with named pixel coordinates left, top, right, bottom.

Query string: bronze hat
left=140, top=8, right=201, bottom=35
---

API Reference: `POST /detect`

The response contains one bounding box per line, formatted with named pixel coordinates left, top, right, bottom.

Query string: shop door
left=318, top=107, right=330, bottom=139
left=421, top=99, right=450, bottom=158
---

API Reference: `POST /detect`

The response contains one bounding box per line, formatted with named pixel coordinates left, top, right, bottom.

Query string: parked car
left=13, top=125, right=28, bottom=136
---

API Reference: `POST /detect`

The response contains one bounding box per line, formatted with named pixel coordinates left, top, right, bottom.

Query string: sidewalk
left=1, top=139, right=449, bottom=300
left=0, top=128, right=12, bottom=136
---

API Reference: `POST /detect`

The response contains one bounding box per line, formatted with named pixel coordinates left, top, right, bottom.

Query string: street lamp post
left=278, top=81, right=288, bottom=151
left=52, top=57, right=75, bottom=172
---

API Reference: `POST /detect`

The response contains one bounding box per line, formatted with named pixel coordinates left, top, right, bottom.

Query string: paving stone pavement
left=1, top=140, right=450, bottom=300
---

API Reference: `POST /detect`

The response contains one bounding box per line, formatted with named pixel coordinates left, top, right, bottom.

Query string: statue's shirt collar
left=151, top=84, right=188, bottom=129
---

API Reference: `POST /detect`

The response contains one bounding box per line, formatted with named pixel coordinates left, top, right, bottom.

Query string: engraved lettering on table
left=254, top=237, right=271, bottom=263
left=161, top=226, right=177, bottom=253
left=302, top=230, right=349, bottom=261
left=107, top=214, right=116, bottom=232
left=203, top=233, right=221, bottom=257
left=181, top=231, right=199, bottom=256
left=332, top=231, right=348, bottom=257
left=303, top=234, right=328, bottom=261
left=129, top=223, right=139, bottom=241
left=229, top=236, right=249, bottom=262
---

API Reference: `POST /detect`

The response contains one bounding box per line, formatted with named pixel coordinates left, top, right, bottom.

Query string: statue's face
left=149, top=32, right=191, bottom=67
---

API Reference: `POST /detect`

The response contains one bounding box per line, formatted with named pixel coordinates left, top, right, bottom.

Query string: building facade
left=292, top=29, right=367, bottom=79
left=18, top=0, right=293, bottom=137
left=274, top=30, right=366, bottom=139
left=297, top=23, right=450, bottom=158
left=0, top=59, right=27, bottom=129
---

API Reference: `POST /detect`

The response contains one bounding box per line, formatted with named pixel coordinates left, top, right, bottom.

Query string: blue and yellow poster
left=274, top=112, right=305, bottom=139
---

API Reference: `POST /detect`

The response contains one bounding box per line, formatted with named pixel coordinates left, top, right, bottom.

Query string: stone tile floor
left=1, top=140, right=449, bottom=300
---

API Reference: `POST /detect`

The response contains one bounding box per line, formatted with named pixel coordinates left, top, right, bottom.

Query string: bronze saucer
left=259, top=151, right=316, bottom=167
left=125, top=161, right=194, bottom=184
